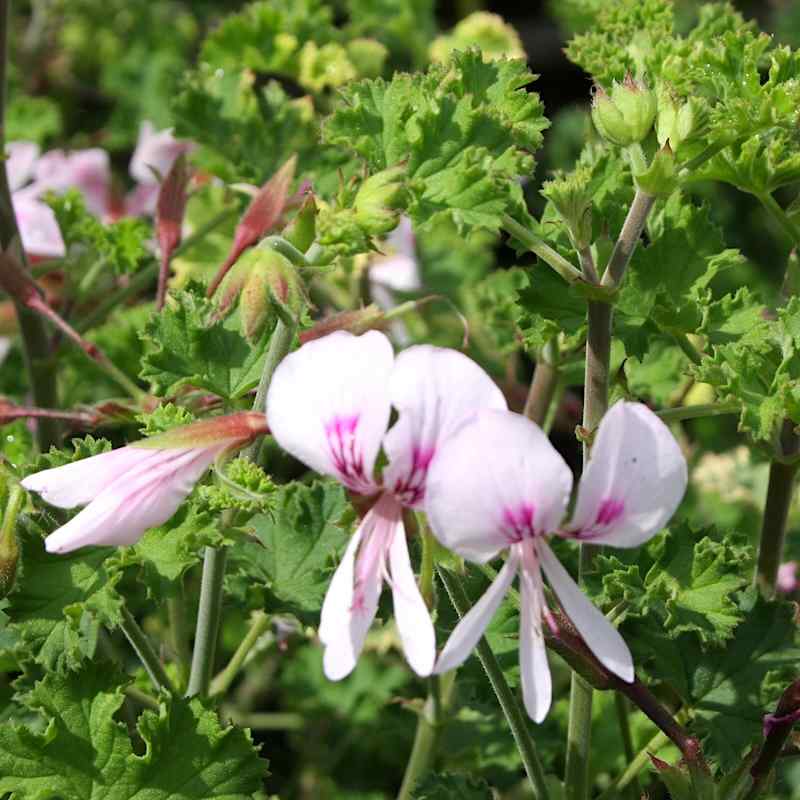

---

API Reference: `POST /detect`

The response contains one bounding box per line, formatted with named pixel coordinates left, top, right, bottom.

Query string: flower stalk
left=0, top=0, right=60, bottom=450
left=119, top=605, right=175, bottom=694
left=210, top=610, right=271, bottom=697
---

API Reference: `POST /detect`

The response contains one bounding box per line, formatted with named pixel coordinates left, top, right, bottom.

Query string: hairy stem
left=757, top=192, right=800, bottom=246
left=503, top=215, right=585, bottom=285
left=437, top=565, right=551, bottom=800
left=565, top=300, right=612, bottom=800
left=396, top=673, right=456, bottom=800
left=167, top=585, right=191, bottom=688
left=119, top=606, right=175, bottom=694
left=186, top=543, right=228, bottom=697
left=210, top=610, right=270, bottom=697
left=601, top=190, right=656, bottom=289
left=614, top=694, right=641, bottom=800
left=746, top=678, right=800, bottom=799
left=595, top=730, right=670, bottom=800
left=0, top=0, right=59, bottom=449
left=755, top=420, right=800, bottom=598
left=524, top=341, right=559, bottom=427
left=656, top=401, right=740, bottom=424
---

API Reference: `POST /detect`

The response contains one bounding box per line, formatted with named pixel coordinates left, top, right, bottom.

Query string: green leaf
left=49, top=191, right=151, bottom=276
left=137, top=402, right=197, bottom=436
left=692, top=296, right=800, bottom=443
left=5, top=522, right=122, bottom=671
left=139, top=283, right=271, bottom=400
left=589, top=522, right=753, bottom=647
left=198, top=456, right=277, bottom=515
left=624, top=340, right=689, bottom=406
left=6, top=94, right=62, bottom=144
left=323, top=49, right=548, bottom=232
left=227, top=480, right=350, bottom=619
left=412, top=773, right=493, bottom=799
left=0, top=669, right=268, bottom=798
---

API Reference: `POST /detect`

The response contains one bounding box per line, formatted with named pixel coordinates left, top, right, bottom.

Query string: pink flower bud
left=21, top=411, right=268, bottom=553
left=155, top=154, right=192, bottom=309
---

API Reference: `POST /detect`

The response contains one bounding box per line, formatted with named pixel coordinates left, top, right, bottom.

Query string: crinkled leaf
left=5, top=521, right=121, bottom=671
left=139, top=283, right=270, bottom=400
left=324, top=49, right=548, bottom=232
left=0, top=668, right=268, bottom=799
left=227, top=480, right=350, bottom=619
left=412, top=773, right=493, bottom=799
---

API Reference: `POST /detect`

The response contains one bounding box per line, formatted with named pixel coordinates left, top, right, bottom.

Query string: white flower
left=267, top=330, right=506, bottom=680
left=22, top=412, right=268, bottom=554
left=425, top=402, right=687, bottom=722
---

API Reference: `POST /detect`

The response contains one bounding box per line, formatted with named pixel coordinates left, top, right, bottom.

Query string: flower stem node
left=633, top=143, right=678, bottom=196
left=591, top=75, right=657, bottom=147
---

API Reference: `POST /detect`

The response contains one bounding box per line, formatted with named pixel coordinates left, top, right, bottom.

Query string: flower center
left=501, top=502, right=536, bottom=543
left=325, top=414, right=369, bottom=492
left=392, top=445, right=436, bottom=506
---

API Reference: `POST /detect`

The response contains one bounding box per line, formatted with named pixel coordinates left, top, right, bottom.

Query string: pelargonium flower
left=7, top=142, right=65, bottom=259
left=267, top=330, right=507, bottom=680
left=22, top=412, right=268, bottom=554
left=126, top=122, right=194, bottom=217
left=32, top=148, right=111, bottom=217
left=426, top=402, right=687, bottom=722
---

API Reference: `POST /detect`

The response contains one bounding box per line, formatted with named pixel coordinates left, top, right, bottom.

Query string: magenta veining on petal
left=325, top=414, right=368, bottom=491
left=594, top=497, right=625, bottom=526
left=392, top=444, right=436, bottom=506
left=501, top=502, right=536, bottom=543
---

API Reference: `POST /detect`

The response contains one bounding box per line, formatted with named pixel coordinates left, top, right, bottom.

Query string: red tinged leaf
left=155, top=153, right=192, bottom=309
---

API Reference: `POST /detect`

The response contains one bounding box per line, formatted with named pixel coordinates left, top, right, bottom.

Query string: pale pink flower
left=426, top=402, right=687, bottom=722
left=32, top=148, right=111, bottom=217
left=777, top=561, right=798, bottom=594
left=369, top=217, right=421, bottom=294
left=126, top=122, right=193, bottom=216
left=6, top=142, right=65, bottom=259
left=267, top=330, right=507, bottom=680
left=22, top=412, right=268, bottom=554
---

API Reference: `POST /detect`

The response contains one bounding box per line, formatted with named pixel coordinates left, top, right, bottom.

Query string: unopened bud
left=591, top=75, right=656, bottom=147
left=217, top=246, right=307, bottom=342
left=354, top=165, right=407, bottom=235
left=656, top=84, right=706, bottom=151
left=208, top=155, right=297, bottom=297
left=156, top=153, right=192, bottom=309
left=0, top=484, right=23, bottom=598
left=283, top=192, right=317, bottom=253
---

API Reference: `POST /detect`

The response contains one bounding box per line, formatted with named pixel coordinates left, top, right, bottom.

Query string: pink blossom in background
left=267, top=330, right=507, bottom=680
left=32, top=148, right=111, bottom=217
left=777, top=561, right=798, bottom=593
left=6, top=142, right=65, bottom=259
left=125, top=121, right=194, bottom=216
left=426, top=402, right=687, bottom=722
left=22, top=412, right=268, bottom=554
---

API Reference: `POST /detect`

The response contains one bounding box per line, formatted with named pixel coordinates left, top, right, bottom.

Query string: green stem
left=757, top=192, right=800, bottom=245
left=626, top=143, right=649, bottom=178
left=186, top=543, right=228, bottom=697
left=503, top=215, right=585, bottom=286
left=595, top=730, right=670, bottom=800
left=672, top=333, right=703, bottom=366
left=524, top=341, right=560, bottom=427
left=755, top=421, right=800, bottom=598
left=210, top=610, right=270, bottom=697
left=0, top=0, right=59, bottom=450
left=188, top=315, right=295, bottom=698
left=167, top=585, right=191, bottom=688
left=419, top=526, right=435, bottom=609
left=601, top=189, right=656, bottom=289
left=396, top=673, right=456, bottom=800
left=437, top=565, right=551, bottom=800
left=614, top=694, right=641, bottom=800
left=119, top=606, right=175, bottom=694
left=225, top=710, right=305, bottom=730
left=656, top=401, right=740, bottom=423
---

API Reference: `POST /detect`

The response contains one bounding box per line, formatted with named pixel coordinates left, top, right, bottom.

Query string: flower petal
left=519, top=558, right=551, bottom=723
left=12, top=195, right=65, bottom=259
left=130, top=121, right=192, bottom=185
left=383, top=347, right=507, bottom=508
left=388, top=514, right=436, bottom=676
left=21, top=446, right=159, bottom=508
left=434, top=551, right=518, bottom=675
left=426, top=409, right=573, bottom=563
left=7, top=142, right=39, bottom=193
left=538, top=540, right=633, bottom=683
left=267, top=331, right=393, bottom=493
left=33, top=149, right=111, bottom=217
left=566, top=401, right=687, bottom=548
left=319, top=507, right=382, bottom=680
left=44, top=446, right=220, bottom=553
left=369, top=217, right=421, bottom=292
